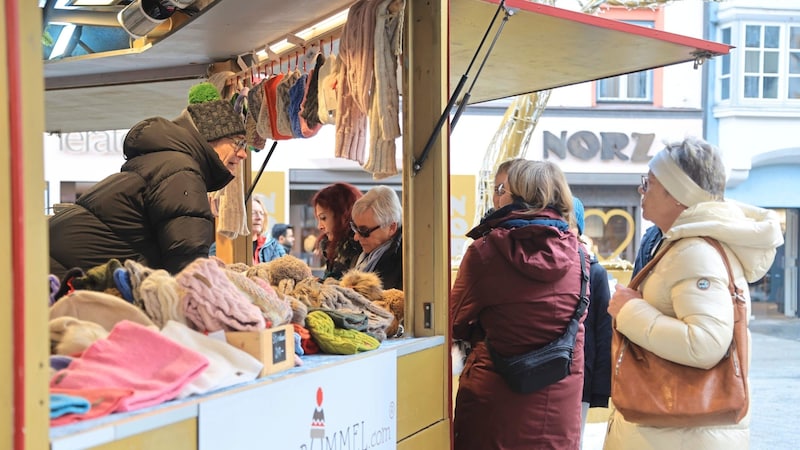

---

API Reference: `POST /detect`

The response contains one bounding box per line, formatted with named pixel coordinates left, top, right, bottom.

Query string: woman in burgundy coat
left=451, top=159, right=587, bottom=450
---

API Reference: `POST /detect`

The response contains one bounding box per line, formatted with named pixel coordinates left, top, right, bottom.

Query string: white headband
left=649, top=150, right=715, bottom=207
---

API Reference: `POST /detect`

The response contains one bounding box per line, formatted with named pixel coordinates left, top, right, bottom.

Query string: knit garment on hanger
left=214, top=162, right=249, bottom=240
left=364, top=0, right=405, bottom=179
left=335, top=0, right=380, bottom=164
left=275, top=70, right=302, bottom=137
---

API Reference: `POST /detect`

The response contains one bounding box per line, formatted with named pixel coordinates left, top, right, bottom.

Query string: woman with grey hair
left=350, top=185, right=403, bottom=290
left=605, top=137, right=784, bottom=449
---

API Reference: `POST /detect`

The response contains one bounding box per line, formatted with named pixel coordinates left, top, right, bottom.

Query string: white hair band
left=649, top=150, right=715, bottom=207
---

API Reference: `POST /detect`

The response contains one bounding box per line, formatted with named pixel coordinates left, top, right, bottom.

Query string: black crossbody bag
left=485, top=247, right=589, bottom=394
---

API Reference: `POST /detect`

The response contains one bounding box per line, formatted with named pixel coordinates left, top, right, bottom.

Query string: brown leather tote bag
left=611, top=237, right=749, bottom=427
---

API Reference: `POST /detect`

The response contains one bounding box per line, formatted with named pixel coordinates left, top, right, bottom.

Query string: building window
left=720, top=27, right=732, bottom=101
left=597, top=21, right=654, bottom=103
left=744, top=24, right=781, bottom=99
left=790, top=26, right=800, bottom=99
left=724, top=22, right=800, bottom=102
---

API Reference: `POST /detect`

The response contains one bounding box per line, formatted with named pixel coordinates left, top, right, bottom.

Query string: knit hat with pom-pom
left=184, top=82, right=245, bottom=142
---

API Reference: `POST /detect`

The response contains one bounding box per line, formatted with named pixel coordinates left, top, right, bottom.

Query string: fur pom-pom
left=340, top=270, right=383, bottom=302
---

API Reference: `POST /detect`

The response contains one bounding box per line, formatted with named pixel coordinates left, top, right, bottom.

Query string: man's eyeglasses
left=494, top=183, right=506, bottom=196
left=350, top=220, right=381, bottom=238
left=640, top=175, right=649, bottom=193
left=231, top=138, right=247, bottom=152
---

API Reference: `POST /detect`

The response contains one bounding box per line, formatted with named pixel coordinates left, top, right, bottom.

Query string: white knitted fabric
left=161, top=321, right=263, bottom=398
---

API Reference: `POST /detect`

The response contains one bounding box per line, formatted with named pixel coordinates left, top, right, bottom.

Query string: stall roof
left=451, top=0, right=732, bottom=104
left=43, top=0, right=731, bottom=133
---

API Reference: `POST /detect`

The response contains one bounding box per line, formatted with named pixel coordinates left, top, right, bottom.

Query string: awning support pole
left=412, top=0, right=511, bottom=176
left=246, top=141, right=278, bottom=202
left=449, top=7, right=514, bottom=131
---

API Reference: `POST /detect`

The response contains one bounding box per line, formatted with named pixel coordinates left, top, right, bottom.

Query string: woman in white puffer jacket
left=604, top=137, right=784, bottom=450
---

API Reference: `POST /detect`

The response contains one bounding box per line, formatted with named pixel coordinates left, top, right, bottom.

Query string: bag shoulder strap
left=628, top=240, right=676, bottom=290
left=574, top=246, right=590, bottom=319
left=629, top=236, right=740, bottom=299
left=699, top=237, right=742, bottom=300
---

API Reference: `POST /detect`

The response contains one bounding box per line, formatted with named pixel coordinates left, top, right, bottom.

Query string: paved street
left=584, top=313, right=800, bottom=450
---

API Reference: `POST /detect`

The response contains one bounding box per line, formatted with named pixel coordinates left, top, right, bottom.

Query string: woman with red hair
left=311, top=182, right=363, bottom=281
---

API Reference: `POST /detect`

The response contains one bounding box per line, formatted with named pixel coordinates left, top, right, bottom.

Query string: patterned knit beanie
left=185, top=82, right=245, bottom=142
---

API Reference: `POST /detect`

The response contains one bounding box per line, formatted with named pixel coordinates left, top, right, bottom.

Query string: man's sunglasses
left=350, top=220, right=381, bottom=238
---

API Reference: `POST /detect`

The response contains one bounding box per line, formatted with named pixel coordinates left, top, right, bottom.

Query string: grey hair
left=664, top=137, right=727, bottom=198
left=496, top=157, right=525, bottom=177
left=351, top=185, right=402, bottom=227
left=506, top=159, right=574, bottom=220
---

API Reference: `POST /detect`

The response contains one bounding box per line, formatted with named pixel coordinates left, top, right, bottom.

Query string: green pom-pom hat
left=188, top=82, right=222, bottom=104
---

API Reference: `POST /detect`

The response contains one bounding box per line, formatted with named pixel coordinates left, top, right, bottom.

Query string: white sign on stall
left=199, top=350, right=397, bottom=449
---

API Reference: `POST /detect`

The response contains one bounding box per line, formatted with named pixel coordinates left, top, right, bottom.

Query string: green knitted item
left=72, top=259, right=122, bottom=292
left=188, top=82, right=222, bottom=104
left=305, top=311, right=379, bottom=355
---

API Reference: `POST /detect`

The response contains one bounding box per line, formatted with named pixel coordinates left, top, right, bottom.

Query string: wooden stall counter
left=50, top=336, right=446, bottom=450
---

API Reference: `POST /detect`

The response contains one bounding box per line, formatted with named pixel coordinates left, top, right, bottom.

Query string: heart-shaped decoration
left=584, top=208, right=635, bottom=261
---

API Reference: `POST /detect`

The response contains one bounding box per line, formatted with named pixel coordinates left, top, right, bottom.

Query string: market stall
left=2, top=1, right=729, bottom=449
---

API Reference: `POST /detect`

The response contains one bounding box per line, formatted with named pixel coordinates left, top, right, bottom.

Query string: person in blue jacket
left=573, top=198, right=612, bottom=445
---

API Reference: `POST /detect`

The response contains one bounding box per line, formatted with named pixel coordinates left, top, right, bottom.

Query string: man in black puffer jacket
left=49, top=83, right=247, bottom=278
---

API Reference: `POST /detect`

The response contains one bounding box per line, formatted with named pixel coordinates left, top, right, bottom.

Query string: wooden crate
left=225, top=324, right=295, bottom=377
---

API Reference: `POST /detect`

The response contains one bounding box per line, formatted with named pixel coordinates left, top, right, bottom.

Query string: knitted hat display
left=50, top=393, right=91, bottom=420
left=139, top=269, right=187, bottom=328
left=293, top=323, right=319, bottom=355
left=50, top=290, right=157, bottom=331
left=288, top=72, right=309, bottom=138
left=275, top=70, right=302, bottom=137
left=326, top=285, right=395, bottom=341
left=185, top=82, right=245, bottom=142
left=50, top=320, right=209, bottom=413
left=224, top=268, right=292, bottom=328
left=300, top=53, right=325, bottom=129
left=265, top=255, right=313, bottom=286
left=71, top=259, right=122, bottom=292
left=264, top=73, right=292, bottom=140
left=124, top=259, right=155, bottom=309
left=256, top=76, right=275, bottom=140
left=50, top=316, right=109, bottom=356
left=50, top=387, right=134, bottom=426
left=339, top=270, right=383, bottom=302
left=245, top=79, right=267, bottom=150
left=54, top=267, right=85, bottom=302
left=176, top=258, right=266, bottom=332
left=161, top=321, right=263, bottom=398
left=317, top=53, right=340, bottom=125
left=311, top=308, right=369, bottom=332
left=112, top=268, right=134, bottom=303
left=305, top=311, right=379, bottom=355
left=375, top=288, right=404, bottom=338
left=49, top=274, right=61, bottom=306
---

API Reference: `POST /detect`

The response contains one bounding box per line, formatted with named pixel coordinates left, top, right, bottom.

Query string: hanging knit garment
left=214, top=162, right=249, bottom=240
left=335, top=0, right=380, bottom=164
left=364, top=0, right=405, bottom=179
left=275, top=69, right=302, bottom=138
